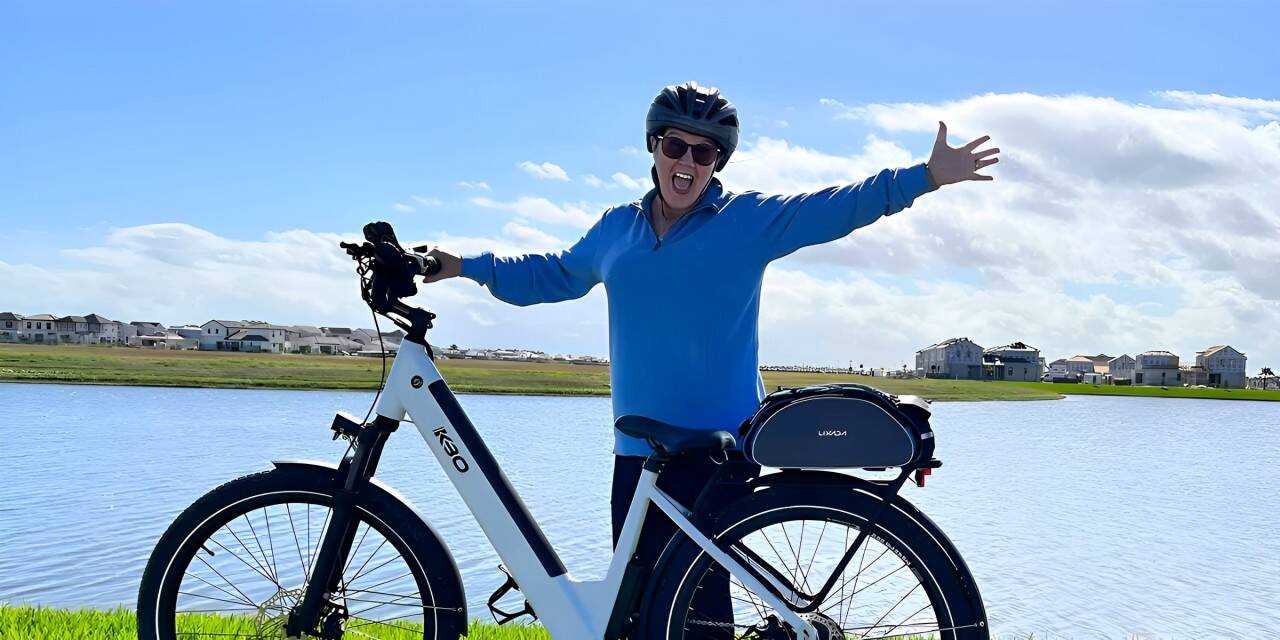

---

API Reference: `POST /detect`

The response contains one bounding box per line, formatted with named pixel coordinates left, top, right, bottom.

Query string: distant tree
left=449, top=343, right=459, bottom=351
left=1262, top=367, right=1275, bottom=390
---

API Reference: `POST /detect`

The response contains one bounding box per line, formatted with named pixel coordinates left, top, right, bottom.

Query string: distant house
left=56, top=315, right=94, bottom=343
left=1080, top=354, right=1113, bottom=374
left=983, top=342, right=1042, bottom=381
left=85, top=313, right=125, bottom=344
left=290, top=325, right=324, bottom=338
left=130, top=321, right=166, bottom=336
left=1108, top=354, right=1136, bottom=383
left=0, top=312, right=21, bottom=342
left=200, top=320, right=291, bottom=353
left=292, top=335, right=362, bottom=355
left=171, top=325, right=204, bottom=340
left=20, top=314, right=59, bottom=343
left=1068, top=355, right=1101, bottom=376
left=1135, top=351, right=1181, bottom=386
left=915, top=337, right=984, bottom=380
left=1195, top=345, right=1247, bottom=388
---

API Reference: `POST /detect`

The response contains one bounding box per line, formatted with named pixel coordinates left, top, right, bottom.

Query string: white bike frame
left=372, top=339, right=819, bottom=639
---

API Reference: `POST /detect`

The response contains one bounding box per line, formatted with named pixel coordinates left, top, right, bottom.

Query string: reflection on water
left=0, top=383, right=1276, bottom=637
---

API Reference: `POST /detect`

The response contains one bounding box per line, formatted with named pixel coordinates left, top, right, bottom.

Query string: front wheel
left=137, top=465, right=467, bottom=639
left=640, top=482, right=988, bottom=639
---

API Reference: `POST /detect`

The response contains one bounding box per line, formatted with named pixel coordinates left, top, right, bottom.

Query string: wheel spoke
left=239, top=513, right=278, bottom=585
left=284, top=503, right=311, bottom=584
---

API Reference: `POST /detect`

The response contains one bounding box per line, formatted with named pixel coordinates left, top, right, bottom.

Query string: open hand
left=927, top=121, right=999, bottom=187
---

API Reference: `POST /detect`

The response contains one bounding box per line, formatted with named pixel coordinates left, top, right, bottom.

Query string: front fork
left=285, top=414, right=400, bottom=637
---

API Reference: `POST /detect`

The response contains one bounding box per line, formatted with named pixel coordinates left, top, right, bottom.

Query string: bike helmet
left=645, top=81, right=739, bottom=171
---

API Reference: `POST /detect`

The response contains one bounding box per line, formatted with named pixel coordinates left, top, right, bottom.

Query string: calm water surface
left=0, top=382, right=1276, bottom=638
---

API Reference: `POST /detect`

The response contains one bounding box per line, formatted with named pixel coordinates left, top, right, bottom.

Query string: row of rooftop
left=914, top=338, right=1272, bottom=389
left=0, top=312, right=607, bottom=363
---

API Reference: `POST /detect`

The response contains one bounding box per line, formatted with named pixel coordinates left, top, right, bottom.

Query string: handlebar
left=340, top=222, right=439, bottom=342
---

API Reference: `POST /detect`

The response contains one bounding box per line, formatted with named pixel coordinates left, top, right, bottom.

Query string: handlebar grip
left=420, top=256, right=441, bottom=278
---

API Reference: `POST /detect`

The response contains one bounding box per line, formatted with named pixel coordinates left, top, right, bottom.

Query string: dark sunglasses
left=650, top=135, right=720, bottom=167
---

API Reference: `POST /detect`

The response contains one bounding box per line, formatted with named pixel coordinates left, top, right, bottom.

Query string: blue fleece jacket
left=461, top=163, right=933, bottom=456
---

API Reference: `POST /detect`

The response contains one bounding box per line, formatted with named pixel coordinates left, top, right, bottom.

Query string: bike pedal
left=486, top=564, right=537, bottom=625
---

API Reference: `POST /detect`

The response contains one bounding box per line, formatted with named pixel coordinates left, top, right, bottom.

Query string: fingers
left=976, top=157, right=999, bottom=169
left=962, top=135, right=991, bottom=152
left=969, top=173, right=995, bottom=181
left=935, top=121, right=948, bottom=146
left=974, top=147, right=1000, bottom=159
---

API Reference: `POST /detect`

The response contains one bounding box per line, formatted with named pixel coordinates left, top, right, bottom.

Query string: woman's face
left=650, top=128, right=717, bottom=211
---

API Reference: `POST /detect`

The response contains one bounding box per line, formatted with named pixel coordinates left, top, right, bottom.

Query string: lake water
left=0, top=382, right=1276, bottom=638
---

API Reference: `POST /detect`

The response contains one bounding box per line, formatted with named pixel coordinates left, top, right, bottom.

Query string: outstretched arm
left=423, top=214, right=607, bottom=307
left=752, top=122, right=998, bottom=261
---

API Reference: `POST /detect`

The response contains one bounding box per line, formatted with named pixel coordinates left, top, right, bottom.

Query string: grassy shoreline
left=0, top=605, right=550, bottom=639
left=2, top=344, right=1276, bottom=402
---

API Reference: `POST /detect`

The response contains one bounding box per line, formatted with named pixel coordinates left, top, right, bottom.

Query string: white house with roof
left=1135, top=350, right=1181, bottom=386
left=982, top=341, right=1042, bottom=381
left=915, top=337, right=984, bottom=380
left=21, top=314, right=59, bottom=343
left=200, top=320, right=292, bottom=353
left=1195, top=345, right=1247, bottom=388
left=85, top=313, right=124, bottom=344
left=1108, top=354, right=1136, bottom=383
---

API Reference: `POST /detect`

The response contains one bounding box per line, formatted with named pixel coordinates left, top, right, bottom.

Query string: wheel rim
left=670, top=506, right=955, bottom=639
left=157, top=492, right=443, bottom=639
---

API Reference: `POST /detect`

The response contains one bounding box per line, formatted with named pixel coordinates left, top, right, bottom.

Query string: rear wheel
left=137, top=465, right=467, bottom=639
left=640, top=483, right=987, bottom=639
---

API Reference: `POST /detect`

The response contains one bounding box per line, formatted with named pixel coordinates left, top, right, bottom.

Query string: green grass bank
left=0, top=606, right=551, bottom=639
left=1, top=344, right=1276, bottom=402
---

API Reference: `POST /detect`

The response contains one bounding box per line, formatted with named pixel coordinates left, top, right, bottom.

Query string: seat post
left=642, top=451, right=669, bottom=474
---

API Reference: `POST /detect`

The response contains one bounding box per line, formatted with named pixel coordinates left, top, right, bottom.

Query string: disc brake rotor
left=255, top=588, right=304, bottom=638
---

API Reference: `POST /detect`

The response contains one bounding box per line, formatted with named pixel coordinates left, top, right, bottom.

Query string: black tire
left=639, top=482, right=988, bottom=639
left=137, top=464, right=467, bottom=639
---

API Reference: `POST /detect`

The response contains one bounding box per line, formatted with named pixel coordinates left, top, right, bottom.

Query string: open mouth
left=671, top=171, right=694, bottom=194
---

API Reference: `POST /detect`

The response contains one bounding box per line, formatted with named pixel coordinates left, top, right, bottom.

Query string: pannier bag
left=740, top=383, right=934, bottom=469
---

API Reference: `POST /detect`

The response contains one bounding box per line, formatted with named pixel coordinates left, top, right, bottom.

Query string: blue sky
left=3, top=1, right=1279, bottom=369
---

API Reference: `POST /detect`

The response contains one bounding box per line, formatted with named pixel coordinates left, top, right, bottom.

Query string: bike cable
left=342, top=306, right=389, bottom=459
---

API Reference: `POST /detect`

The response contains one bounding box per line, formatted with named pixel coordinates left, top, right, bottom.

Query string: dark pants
left=611, top=454, right=752, bottom=636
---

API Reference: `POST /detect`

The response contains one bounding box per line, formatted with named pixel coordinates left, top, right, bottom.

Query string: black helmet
left=646, top=81, right=739, bottom=171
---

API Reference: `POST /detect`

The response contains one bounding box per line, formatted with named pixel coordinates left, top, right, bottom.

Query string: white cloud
left=457, top=181, right=492, bottom=192
left=619, top=146, right=644, bottom=156
left=518, top=161, right=570, bottom=182
left=582, top=174, right=606, bottom=188
left=1158, top=90, right=1280, bottom=122
left=392, top=202, right=415, bottom=213
left=411, top=195, right=443, bottom=207
left=611, top=172, right=646, bottom=191
left=470, top=196, right=599, bottom=228
left=751, top=91, right=1280, bottom=368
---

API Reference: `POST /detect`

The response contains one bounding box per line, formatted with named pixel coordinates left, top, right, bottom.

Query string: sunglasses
left=651, top=135, right=720, bottom=167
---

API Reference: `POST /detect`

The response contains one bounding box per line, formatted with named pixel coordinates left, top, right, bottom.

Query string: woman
left=423, top=81, right=998, bottom=623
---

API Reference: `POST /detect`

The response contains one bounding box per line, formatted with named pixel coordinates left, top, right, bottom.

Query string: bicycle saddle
left=614, top=415, right=736, bottom=456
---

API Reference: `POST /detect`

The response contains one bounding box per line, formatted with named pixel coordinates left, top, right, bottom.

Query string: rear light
left=914, top=467, right=932, bottom=487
